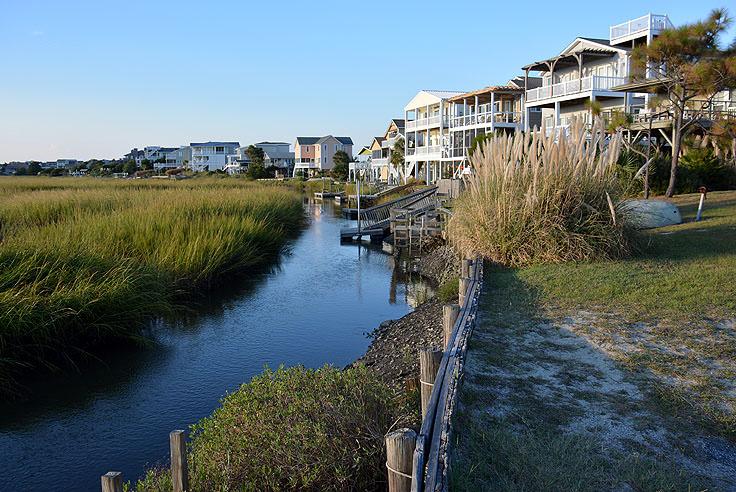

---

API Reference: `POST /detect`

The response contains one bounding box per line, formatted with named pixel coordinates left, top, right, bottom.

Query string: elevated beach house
left=521, top=13, right=674, bottom=131
left=189, top=141, right=240, bottom=172
left=403, top=90, right=464, bottom=184
left=293, top=136, right=353, bottom=177
left=366, top=119, right=405, bottom=184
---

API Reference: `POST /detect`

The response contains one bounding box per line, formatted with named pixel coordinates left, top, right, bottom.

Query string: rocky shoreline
left=354, top=245, right=458, bottom=391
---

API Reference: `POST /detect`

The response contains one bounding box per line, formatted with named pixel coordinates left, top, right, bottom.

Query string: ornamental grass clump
left=449, top=118, right=635, bottom=266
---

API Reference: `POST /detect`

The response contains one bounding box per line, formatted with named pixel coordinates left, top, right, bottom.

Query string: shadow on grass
left=449, top=265, right=735, bottom=491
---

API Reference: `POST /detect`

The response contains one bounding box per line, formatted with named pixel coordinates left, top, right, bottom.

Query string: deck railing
left=609, top=14, right=672, bottom=44
left=526, top=75, right=627, bottom=103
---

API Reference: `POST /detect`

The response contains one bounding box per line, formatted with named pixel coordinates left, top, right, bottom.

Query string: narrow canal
left=0, top=200, right=430, bottom=492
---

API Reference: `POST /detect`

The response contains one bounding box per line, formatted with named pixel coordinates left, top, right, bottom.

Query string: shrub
left=133, top=365, right=398, bottom=491
left=437, top=276, right=459, bottom=303
left=679, top=147, right=736, bottom=193
left=449, top=119, right=635, bottom=266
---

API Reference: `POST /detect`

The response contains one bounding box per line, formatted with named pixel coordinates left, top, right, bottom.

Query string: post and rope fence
left=386, top=254, right=484, bottom=492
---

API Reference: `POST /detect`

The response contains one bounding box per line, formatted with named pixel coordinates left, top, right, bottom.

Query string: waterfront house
left=403, top=90, right=465, bottom=184
left=189, top=142, right=240, bottom=172
left=369, top=119, right=405, bottom=184
left=56, top=159, right=78, bottom=169
left=293, top=136, right=353, bottom=177
left=162, top=146, right=192, bottom=170
left=224, top=142, right=295, bottom=176
left=445, top=77, right=541, bottom=174
left=521, top=14, right=674, bottom=131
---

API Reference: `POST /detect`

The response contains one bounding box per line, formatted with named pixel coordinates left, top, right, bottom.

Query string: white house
left=223, top=142, right=295, bottom=176
left=189, top=141, right=240, bottom=172
left=521, top=14, right=675, bottom=131
left=403, top=90, right=464, bottom=184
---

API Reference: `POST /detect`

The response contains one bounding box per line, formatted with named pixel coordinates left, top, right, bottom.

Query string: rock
left=620, top=199, right=682, bottom=229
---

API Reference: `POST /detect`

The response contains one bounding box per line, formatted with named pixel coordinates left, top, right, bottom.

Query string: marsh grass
left=0, top=177, right=303, bottom=389
left=449, top=119, right=636, bottom=266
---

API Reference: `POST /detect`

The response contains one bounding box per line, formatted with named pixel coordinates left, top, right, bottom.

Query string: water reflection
left=0, top=199, right=433, bottom=492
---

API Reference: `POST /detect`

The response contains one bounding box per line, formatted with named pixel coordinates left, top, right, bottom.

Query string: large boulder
left=620, top=199, right=683, bottom=229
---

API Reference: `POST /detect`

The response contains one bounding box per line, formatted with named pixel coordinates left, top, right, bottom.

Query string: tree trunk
left=665, top=114, right=682, bottom=198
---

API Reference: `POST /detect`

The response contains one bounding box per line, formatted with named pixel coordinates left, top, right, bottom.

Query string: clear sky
left=1, top=0, right=733, bottom=162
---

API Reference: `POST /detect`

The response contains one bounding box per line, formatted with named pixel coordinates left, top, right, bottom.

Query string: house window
left=215, top=146, right=224, bottom=154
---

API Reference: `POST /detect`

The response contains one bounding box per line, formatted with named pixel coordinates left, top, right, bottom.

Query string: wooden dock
left=314, top=191, right=344, bottom=199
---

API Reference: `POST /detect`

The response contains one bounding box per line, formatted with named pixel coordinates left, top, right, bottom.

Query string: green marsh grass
left=0, top=177, right=304, bottom=389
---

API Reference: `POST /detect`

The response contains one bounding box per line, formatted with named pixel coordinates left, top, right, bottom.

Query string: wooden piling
left=419, top=348, right=443, bottom=418
left=385, top=428, right=417, bottom=492
left=101, top=472, right=122, bottom=492
left=170, top=430, right=189, bottom=492
left=459, top=277, right=470, bottom=306
left=443, top=304, right=460, bottom=349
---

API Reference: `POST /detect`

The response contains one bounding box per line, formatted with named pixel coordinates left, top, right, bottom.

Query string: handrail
left=412, top=259, right=483, bottom=492
left=359, top=187, right=437, bottom=230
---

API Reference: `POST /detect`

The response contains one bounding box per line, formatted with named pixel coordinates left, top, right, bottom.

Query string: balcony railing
left=526, top=75, right=628, bottom=103
left=609, top=14, right=672, bottom=44
left=450, top=111, right=522, bottom=128
left=406, top=115, right=447, bottom=130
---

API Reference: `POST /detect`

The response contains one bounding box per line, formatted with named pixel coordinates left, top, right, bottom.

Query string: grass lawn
left=451, top=191, right=736, bottom=491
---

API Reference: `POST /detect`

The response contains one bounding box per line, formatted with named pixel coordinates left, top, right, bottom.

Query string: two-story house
left=293, top=135, right=353, bottom=177
left=522, top=14, right=675, bottom=131
left=189, top=141, right=240, bottom=172
left=367, top=119, right=405, bottom=184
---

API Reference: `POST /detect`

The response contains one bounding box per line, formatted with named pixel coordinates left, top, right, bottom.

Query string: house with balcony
left=189, top=141, right=240, bottom=172
left=522, top=14, right=674, bottom=131
left=445, top=77, right=541, bottom=173
left=162, top=146, right=192, bottom=170
left=293, top=135, right=353, bottom=177
left=404, top=90, right=464, bottom=184
left=224, top=142, right=295, bottom=176
left=367, top=119, right=405, bottom=184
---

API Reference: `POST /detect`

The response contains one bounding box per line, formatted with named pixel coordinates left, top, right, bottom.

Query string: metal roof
left=190, top=141, right=239, bottom=147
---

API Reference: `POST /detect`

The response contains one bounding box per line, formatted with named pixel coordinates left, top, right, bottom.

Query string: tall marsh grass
left=449, top=119, right=635, bottom=266
left=0, top=177, right=303, bottom=389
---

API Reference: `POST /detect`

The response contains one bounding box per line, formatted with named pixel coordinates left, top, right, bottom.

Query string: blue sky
left=1, top=0, right=733, bottom=162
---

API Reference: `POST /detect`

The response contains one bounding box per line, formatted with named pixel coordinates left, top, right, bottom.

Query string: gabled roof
left=404, top=90, right=465, bottom=111
left=297, top=136, right=352, bottom=145
left=335, top=136, right=353, bottom=145
left=523, top=37, right=626, bottom=72
left=256, top=141, right=290, bottom=145
left=358, top=146, right=372, bottom=156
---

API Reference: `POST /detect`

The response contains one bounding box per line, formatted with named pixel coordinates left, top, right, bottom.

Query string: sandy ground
left=459, top=300, right=736, bottom=489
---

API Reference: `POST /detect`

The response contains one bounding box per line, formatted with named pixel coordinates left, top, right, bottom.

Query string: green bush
left=134, top=365, right=399, bottom=491
left=679, top=148, right=736, bottom=193
left=437, top=277, right=459, bottom=303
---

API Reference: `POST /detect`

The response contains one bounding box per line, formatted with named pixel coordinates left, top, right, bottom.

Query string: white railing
left=371, top=158, right=389, bottom=166
left=406, top=116, right=446, bottom=130
left=609, top=14, right=672, bottom=43
left=413, top=145, right=441, bottom=156
left=526, top=75, right=627, bottom=103
left=450, top=111, right=522, bottom=128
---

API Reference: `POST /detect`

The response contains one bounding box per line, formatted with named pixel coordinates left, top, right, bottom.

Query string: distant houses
left=293, top=136, right=353, bottom=177
left=190, top=142, right=240, bottom=172
left=224, top=142, right=295, bottom=176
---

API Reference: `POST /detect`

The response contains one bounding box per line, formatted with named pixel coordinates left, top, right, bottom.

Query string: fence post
left=101, top=472, right=122, bottom=492
left=461, top=258, right=472, bottom=279
left=459, top=277, right=470, bottom=306
left=386, top=428, right=417, bottom=492
left=419, top=348, right=443, bottom=418
left=170, top=430, right=189, bottom=492
left=443, top=304, right=460, bottom=349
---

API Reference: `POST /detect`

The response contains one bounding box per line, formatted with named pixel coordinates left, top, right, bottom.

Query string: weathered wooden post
left=443, top=304, right=460, bottom=349
left=385, top=428, right=417, bottom=492
left=101, top=472, right=123, bottom=492
left=419, top=348, right=443, bottom=418
left=170, top=430, right=189, bottom=492
left=461, top=258, right=472, bottom=279
left=459, top=277, right=470, bottom=306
